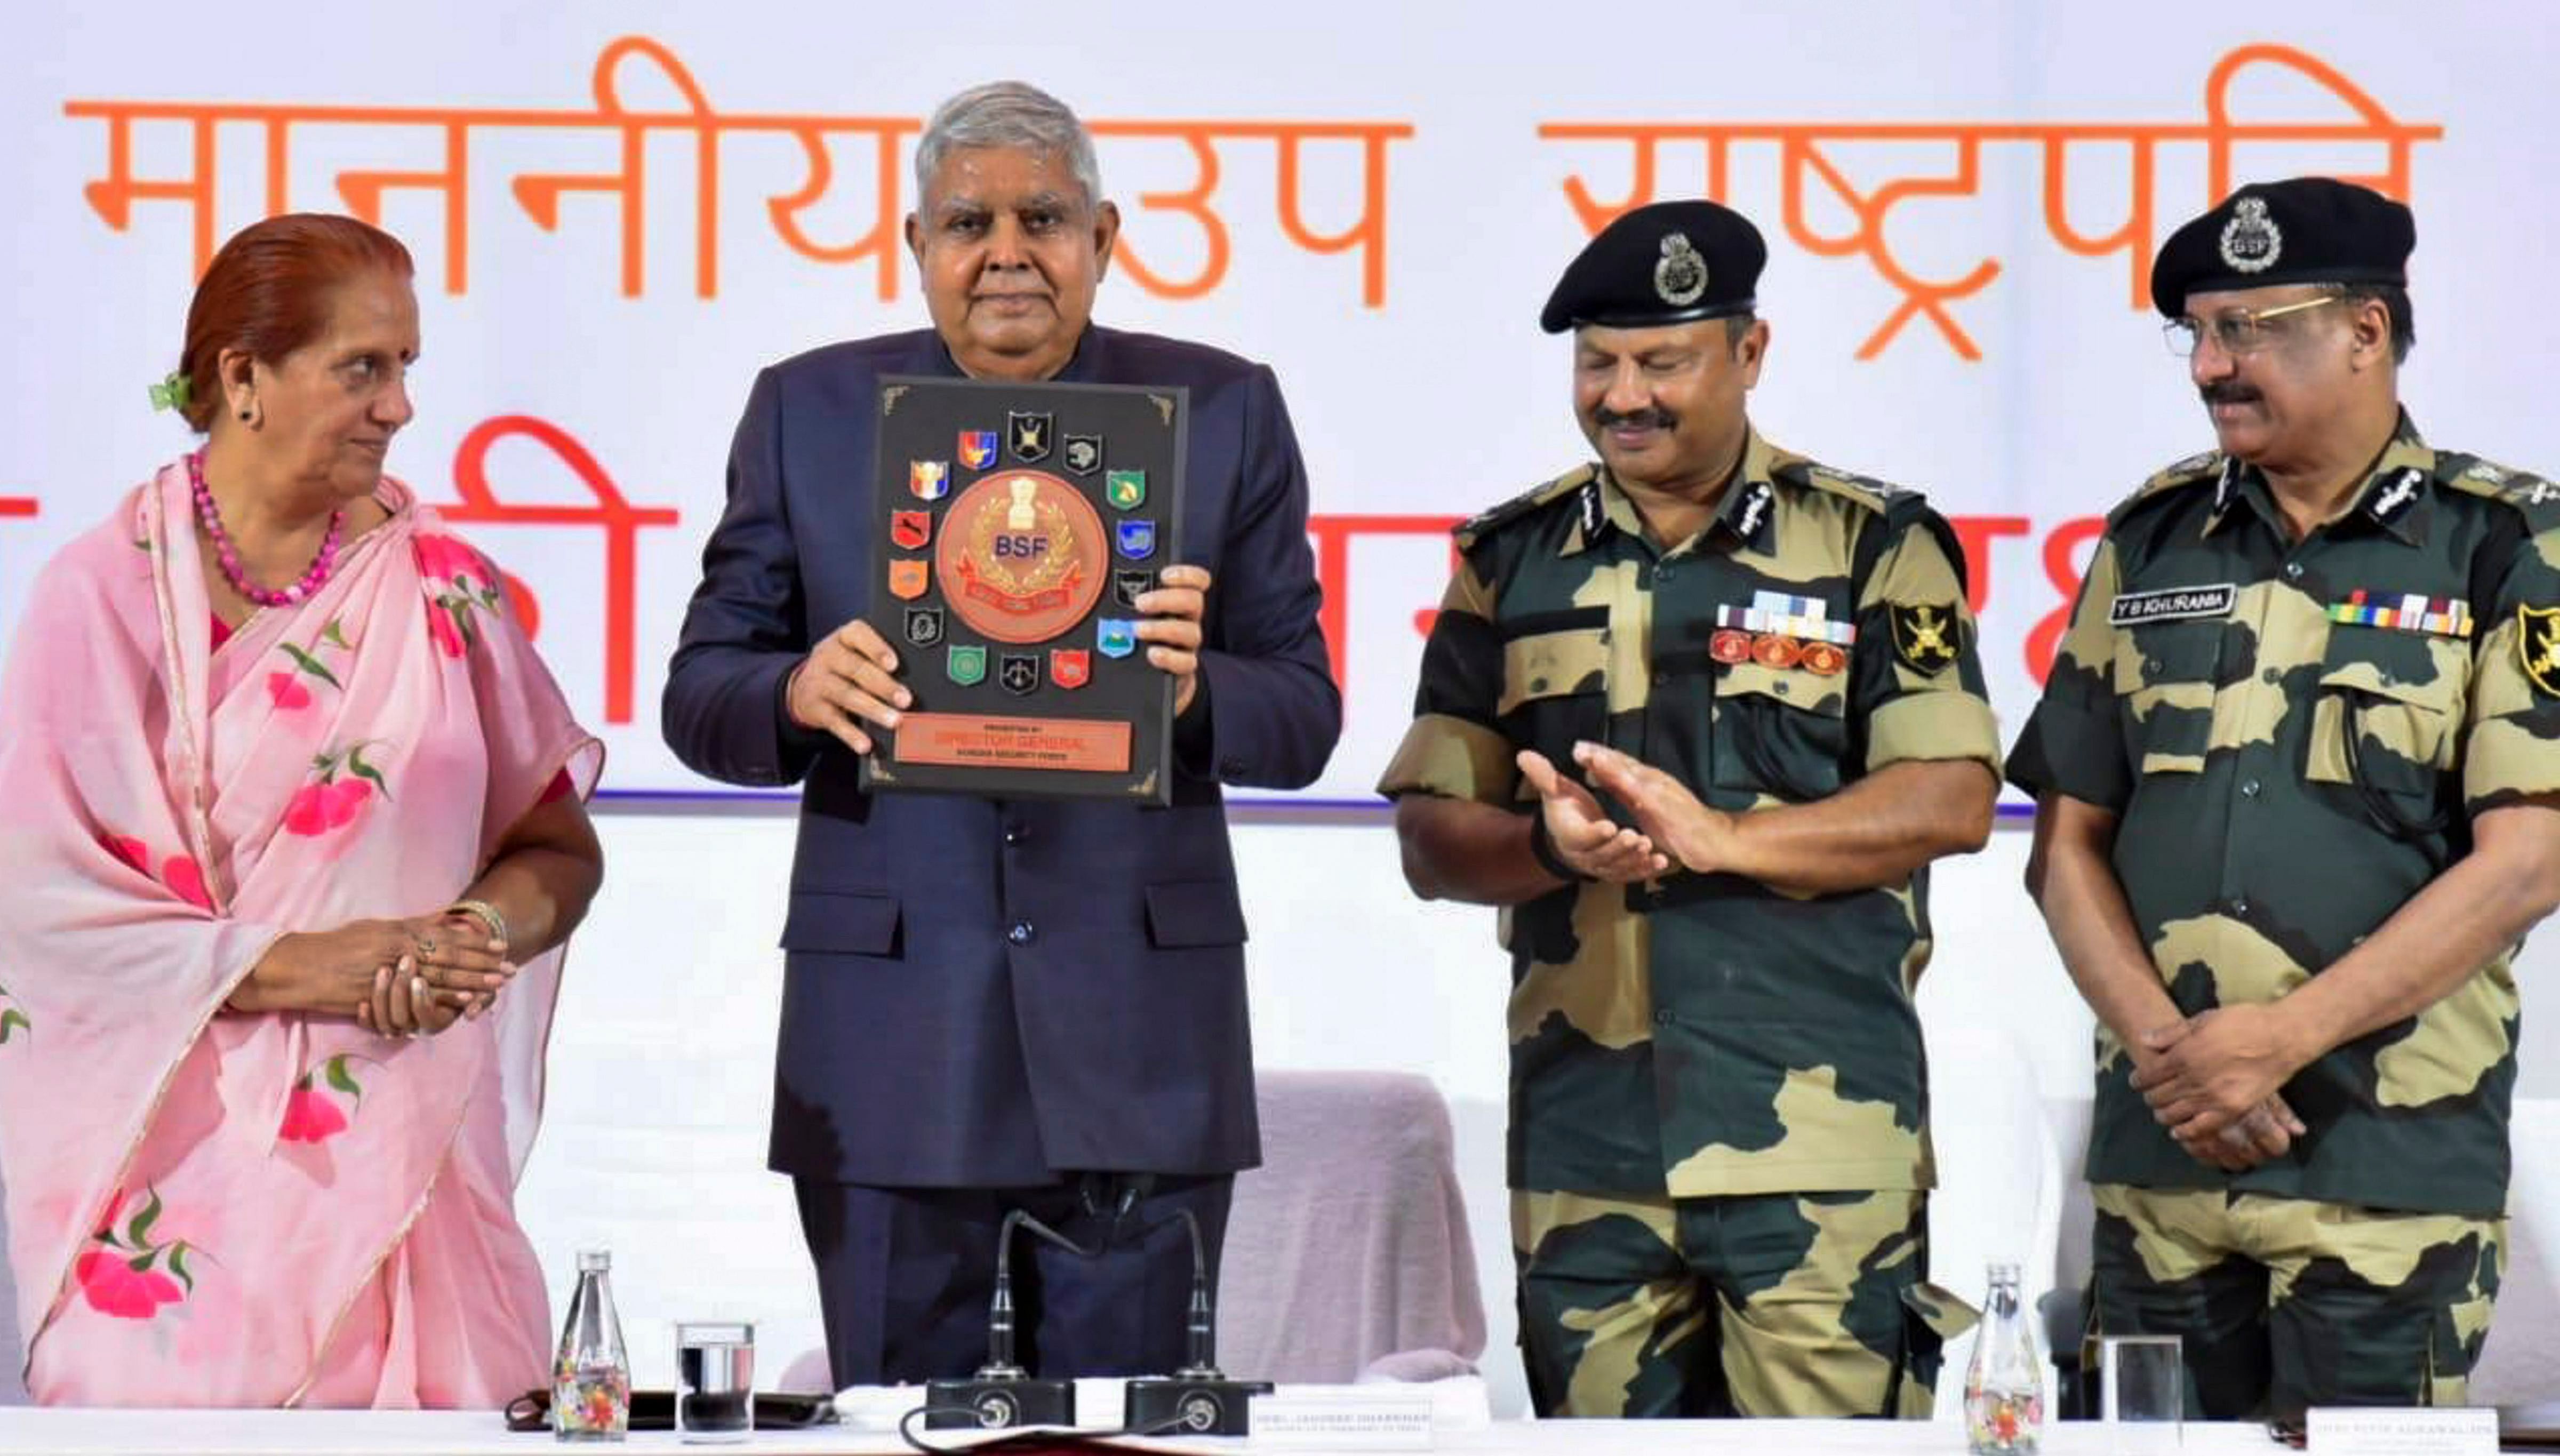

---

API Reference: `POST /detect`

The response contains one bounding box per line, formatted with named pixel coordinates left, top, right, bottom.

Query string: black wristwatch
left=1527, top=812, right=1593, bottom=884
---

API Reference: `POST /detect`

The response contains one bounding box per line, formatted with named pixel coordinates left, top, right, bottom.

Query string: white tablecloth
left=0, top=1412, right=2302, bottom=1455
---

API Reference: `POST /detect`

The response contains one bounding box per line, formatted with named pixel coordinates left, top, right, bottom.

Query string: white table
left=0, top=1412, right=2300, bottom=1455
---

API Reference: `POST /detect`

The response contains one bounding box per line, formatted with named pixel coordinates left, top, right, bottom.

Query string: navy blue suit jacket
left=663, top=325, right=1340, bottom=1186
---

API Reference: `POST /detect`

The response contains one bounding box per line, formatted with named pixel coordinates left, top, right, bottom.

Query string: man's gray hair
left=915, top=81, right=1103, bottom=211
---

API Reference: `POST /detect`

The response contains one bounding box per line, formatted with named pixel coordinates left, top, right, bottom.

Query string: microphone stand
left=923, top=1210, right=1083, bottom=1429
left=1124, top=1206, right=1273, bottom=1436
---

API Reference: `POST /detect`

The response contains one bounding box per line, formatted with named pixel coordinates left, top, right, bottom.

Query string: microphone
left=1124, top=1205, right=1272, bottom=1436
left=923, top=1210, right=1081, bottom=1429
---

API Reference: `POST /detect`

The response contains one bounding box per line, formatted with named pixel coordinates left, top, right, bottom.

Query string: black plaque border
left=857, top=375, right=1188, bottom=805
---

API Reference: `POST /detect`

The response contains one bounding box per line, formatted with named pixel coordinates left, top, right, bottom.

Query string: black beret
left=2149, top=177, right=2414, bottom=316
left=1540, top=199, right=1766, bottom=334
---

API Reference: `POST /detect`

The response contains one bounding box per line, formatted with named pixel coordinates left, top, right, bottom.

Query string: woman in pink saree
left=0, top=214, right=605, bottom=1407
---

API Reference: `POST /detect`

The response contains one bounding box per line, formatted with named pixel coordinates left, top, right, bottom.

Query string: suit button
left=1004, top=823, right=1028, bottom=846
left=1653, top=1009, right=1675, bottom=1026
left=1007, top=921, right=1036, bottom=946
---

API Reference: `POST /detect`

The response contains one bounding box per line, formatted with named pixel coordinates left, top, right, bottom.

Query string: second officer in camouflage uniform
left=2012, top=178, right=2560, bottom=1418
left=1380, top=201, right=2002, bottom=1419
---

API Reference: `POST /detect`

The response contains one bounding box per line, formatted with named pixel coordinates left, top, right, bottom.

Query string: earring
left=237, top=409, right=251, bottom=422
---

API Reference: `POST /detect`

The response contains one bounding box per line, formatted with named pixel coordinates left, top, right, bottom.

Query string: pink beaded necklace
left=187, top=450, right=343, bottom=608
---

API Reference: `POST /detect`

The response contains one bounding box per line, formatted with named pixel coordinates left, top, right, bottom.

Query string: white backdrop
left=8, top=0, right=2560, bottom=1420
left=8, top=1, right=2558, bottom=801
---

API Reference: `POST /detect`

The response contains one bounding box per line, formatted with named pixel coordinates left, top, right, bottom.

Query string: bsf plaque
left=860, top=376, right=1187, bottom=804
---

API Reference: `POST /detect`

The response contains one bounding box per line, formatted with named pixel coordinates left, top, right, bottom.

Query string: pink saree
left=0, top=459, right=601, bottom=1407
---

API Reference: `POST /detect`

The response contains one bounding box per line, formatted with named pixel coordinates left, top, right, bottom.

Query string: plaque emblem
left=910, top=460, right=951, bottom=501
left=890, top=510, right=933, bottom=550
left=1115, top=519, right=1158, bottom=561
left=903, top=606, right=945, bottom=647
left=1051, top=649, right=1092, bottom=689
left=888, top=559, right=930, bottom=600
left=958, top=430, right=998, bottom=470
left=1114, top=569, right=1156, bottom=610
left=935, top=470, right=1108, bottom=644
left=1063, top=434, right=1102, bottom=475
left=946, top=643, right=987, bottom=685
left=1097, top=619, right=1138, bottom=658
left=998, top=653, right=1040, bottom=695
left=1007, top=411, right=1053, bottom=463
left=1106, top=469, right=1148, bottom=510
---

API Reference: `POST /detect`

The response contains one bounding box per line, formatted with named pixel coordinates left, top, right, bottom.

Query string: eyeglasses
left=2162, top=295, right=2340, bottom=358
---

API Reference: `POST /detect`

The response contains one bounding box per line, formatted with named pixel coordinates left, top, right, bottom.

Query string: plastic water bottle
left=1963, top=1261, right=2045, bottom=1454
left=553, top=1249, right=631, bottom=1441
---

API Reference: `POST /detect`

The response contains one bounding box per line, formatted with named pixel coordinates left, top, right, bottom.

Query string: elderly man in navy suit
left=662, top=80, right=1339, bottom=1387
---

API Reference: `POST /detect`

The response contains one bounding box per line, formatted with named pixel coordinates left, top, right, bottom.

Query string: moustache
left=1594, top=406, right=1677, bottom=431
left=2200, top=384, right=2261, bottom=407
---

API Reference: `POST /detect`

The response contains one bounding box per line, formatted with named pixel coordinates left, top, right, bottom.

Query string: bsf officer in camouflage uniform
left=1379, top=200, right=2002, bottom=1419
left=2011, top=177, right=2560, bottom=1418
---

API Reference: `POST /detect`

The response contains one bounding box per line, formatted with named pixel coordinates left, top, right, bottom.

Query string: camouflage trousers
left=1513, top=1187, right=1963, bottom=1419
left=2090, top=1185, right=2505, bottom=1421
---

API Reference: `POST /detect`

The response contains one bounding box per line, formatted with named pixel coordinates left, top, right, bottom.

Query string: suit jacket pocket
left=1143, top=880, right=1250, bottom=949
left=779, top=890, right=903, bottom=956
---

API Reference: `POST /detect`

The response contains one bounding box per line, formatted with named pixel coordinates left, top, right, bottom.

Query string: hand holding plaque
left=859, top=377, right=1188, bottom=804
left=1130, top=563, right=1211, bottom=717
left=785, top=618, right=910, bottom=758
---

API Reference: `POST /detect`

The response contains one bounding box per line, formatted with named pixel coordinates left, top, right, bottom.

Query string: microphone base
left=923, top=1375, right=1076, bottom=1430
left=1124, top=1376, right=1273, bottom=1436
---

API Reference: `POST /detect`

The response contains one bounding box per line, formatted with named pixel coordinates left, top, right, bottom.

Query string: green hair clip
left=146, top=371, right=192, bottom=413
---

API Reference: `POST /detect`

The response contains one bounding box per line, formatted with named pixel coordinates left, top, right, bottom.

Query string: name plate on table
left=2308, top=1406, right=2497, bottom=1456
left=860, top=376, right=1188, bottom=805
left=1248, top=1388, right=1438, bottom=1449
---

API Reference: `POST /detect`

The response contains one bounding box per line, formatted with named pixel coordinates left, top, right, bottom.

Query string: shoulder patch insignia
left=1891, top=602, right=1962, bottom=675
left=2521, top=605, right=2560, bottom=697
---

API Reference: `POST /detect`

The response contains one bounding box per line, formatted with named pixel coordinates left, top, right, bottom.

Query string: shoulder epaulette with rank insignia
left=1780, top=457, right=1914, bottom=515
left=1452, top=464, right=1596, bottom=550
left=2438, top=451, right=2560, bottom=531
left=2107, top=449, right=2225, bottom=527
left=1773, top=452, right=1964, bottom=596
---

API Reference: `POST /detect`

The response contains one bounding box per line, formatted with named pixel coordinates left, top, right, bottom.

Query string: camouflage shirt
left=2007, top=413, right=2560, bottom=1217
left=1380, top=429, right=2002, bottom=1198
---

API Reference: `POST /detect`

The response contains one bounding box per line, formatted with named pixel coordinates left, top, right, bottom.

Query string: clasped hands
left=2131, top=1002, right=2316, bottom=1172
left=233, top=911, right=515, bottom=1041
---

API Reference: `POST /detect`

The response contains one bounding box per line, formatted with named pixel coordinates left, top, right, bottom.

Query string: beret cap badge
left=1654, top=232, right=1708, bottom=307
left=2218, top=196, right=2283, bottom=274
